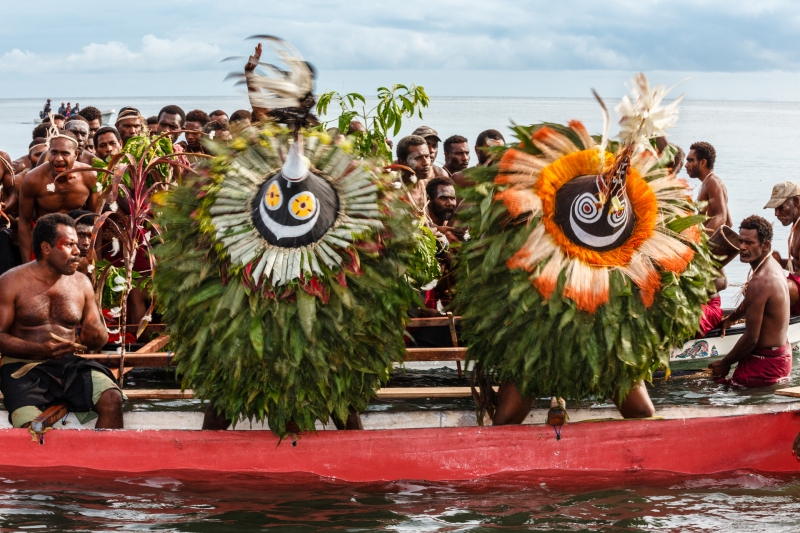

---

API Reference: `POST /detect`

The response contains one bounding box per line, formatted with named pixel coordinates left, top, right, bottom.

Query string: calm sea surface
left=3, top=96, right=800, bottom=531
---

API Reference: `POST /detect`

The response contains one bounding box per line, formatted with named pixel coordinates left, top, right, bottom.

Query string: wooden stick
left=49, top=332, right=88, bottom=352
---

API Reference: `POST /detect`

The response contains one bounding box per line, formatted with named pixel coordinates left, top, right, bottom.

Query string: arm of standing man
left=701, top=178, right=729, bottom=234
left=709, top=277, right=767, bottom=378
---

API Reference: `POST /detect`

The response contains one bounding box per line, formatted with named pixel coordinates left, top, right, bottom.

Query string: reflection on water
left=0, top=470, right=798, bottom=531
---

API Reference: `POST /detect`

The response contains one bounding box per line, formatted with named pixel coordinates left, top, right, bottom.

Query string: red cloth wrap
left=729, top=343, right=793, bottom=387
left=697, top=295, right=723, bottom=337
left=788, top=273, right=800, bottom=315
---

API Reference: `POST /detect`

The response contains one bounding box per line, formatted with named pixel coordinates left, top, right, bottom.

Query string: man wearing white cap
left=765, top=180, right=800, bottom=315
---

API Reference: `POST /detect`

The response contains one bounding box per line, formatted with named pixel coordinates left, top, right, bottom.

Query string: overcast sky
left=2, top=0, right=800, bottom=99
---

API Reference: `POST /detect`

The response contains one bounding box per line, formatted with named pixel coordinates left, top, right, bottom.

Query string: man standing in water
left=686, top=141, right=731, bottom=333
left=18, top=132, right=99, bottom=262
left=711, top=216, right=791, bottom=386
left=0, top=214, right=122, bottom=428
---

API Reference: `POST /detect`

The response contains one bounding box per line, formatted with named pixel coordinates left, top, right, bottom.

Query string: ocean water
left=2, top=95, right=796, bottom=306
left=3, top=96, right=800, bottom=530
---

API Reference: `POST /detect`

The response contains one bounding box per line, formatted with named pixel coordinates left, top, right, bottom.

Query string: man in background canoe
left=0, top=213, right=123, bottom=429
left=765, top=181, right=800, bottom=316
left=710, top=215, right=791, bottom=386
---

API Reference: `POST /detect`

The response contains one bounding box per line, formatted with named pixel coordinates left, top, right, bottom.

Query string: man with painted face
left=18, top=131, right=100, bottom=263
left=78, top=106, right=103, bottom=150
left=0, top=213, right=123, bottom=429
left=443, top=135, right=470, bottom=176
left=412, top=126, right=448, bottom=178
left=115, top=108, right=145, bottom=146
left=65, top=116, right=100, bottom=166
left=710, top=215, right=791, bottom=387
left=765, top=181, right=800, bottom=316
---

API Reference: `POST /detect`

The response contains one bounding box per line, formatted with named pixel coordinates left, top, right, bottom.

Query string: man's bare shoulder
left=0, top=263, right=36, bottom=291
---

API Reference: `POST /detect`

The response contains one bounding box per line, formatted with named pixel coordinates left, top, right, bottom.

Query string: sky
left=2, top=0, right=800, bottom=99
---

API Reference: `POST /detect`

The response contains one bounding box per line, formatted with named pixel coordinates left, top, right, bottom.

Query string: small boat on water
left=33, top=108, right=115, bottom=124
left=671, top=312, right=800, bottom=367
left=1, top=403, right=798, bottom=482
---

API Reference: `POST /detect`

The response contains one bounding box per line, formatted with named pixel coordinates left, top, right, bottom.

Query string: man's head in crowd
left=444, top=135, right=470, bottom=173
left=426, top=176, right=457, bottom=224
left=32, top=213, right=80, bottom=275
left=412, top=126, right=442, bottom=164
left=184, top=109, right=211, bottom=152
left=94, top=127, right=122, bottom=160
left=115, top=107, right=144, bottom=144
left=475, top=129, right=505, bottom=166
left=67, top=209, right=96, bottom=259
left=209, top=110, right=229, bottom=124
left=157, top=105, right=185, bottom=142
left=32, top=122, right=52, bottom=139
left=229, top=109, right=252, bottom=133
left=397, top=135, right=431, bottom=182
left=685, top=141, right=716, bottom=179
left=146, top=116, right=159, bottom=134
left=65, top=116, right=90, bottom=152
left=204, top=120, right=231, bottom=142
left=47, top=132, right=79, bottom=175
left=738, top=215, right=773, bottom=266
left=78, top=106, right=103, bottom=138
left=348, top=120, right=366, bottom=135
left=29, top=138, right=48, bottom=168
left=51, top=114, right=66, bottom=129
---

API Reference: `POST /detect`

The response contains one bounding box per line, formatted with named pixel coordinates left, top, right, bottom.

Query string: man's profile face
left=184, top=121, right=203, bottom=149
left=432, top=184, right=457, bottom=221
left=116, top=118, right=142, bottom=143
left=445, top=142, right=470, bottom=172
left=65, top=122, right=89, bottom=151
left=426, top=138, right=439, bottom=163
left=48, top=138, right=77, bottom=175
left=158, top=112, right=183, bottom=142
left=95, top=133, right=121, bottom=160
left=476, top=138, right=503, bottom=165
left=43, top=225, right=81, bottom=275
left=738, top=228, right=767, bottom=264
left=75, top=224, right=93, bottom=258
left=29, top=145, right=47, bottom=167
left=210, top=112, right=228, bottom=124
left=404, top=144, right=431, bottom=181
left=775, top=197, right=800, bottom=227
left=684, top=149, right=707, bottom=179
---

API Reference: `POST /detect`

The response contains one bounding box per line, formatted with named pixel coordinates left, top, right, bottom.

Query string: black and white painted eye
left=607, top=201, right=628, bottom=228
left=572, top=193, right=603, bottom=224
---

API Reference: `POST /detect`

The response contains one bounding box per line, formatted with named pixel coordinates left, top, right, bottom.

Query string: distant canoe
left=33, top=109, right=115, bottom=125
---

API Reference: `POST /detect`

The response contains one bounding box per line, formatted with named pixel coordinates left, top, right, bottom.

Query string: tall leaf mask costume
left=154, top=37, right=426, bottom=436
left=456, top=74, right=716, bottom=416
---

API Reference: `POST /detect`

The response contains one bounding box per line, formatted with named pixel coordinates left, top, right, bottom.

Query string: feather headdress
left=239, top=35, right=314, bottom=110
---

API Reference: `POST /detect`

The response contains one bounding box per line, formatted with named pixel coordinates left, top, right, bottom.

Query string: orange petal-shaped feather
left=495, top=187, right=542, bottom=218
left=638, top=231, right=695, bottom=273
left=618, top=252, right=661, bottom=307
left=532, top=125, right=580, bottom=155
left=507, top=224, right=554, bottom=272
left=496, top=149, right=545, bottom=186
left=563, top=260, right=610, bottom=313
left=567, top=120, right=595, bottom=150
left=533, top=246, right=566, bottom=300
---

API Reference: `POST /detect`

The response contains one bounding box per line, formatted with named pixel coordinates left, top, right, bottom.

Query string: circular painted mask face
left=553, top=174, right=635, bottom=252
left=251, top=170, right=339, bottom=247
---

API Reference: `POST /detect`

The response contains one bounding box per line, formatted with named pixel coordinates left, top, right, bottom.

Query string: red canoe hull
left=6, top=411, right=800, bottom=482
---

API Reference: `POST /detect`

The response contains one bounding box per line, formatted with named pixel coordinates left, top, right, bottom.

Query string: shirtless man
left=686, top=141, right=731, bottom=333
left=93, top=127, right=122, bottom=161
left=710, top=215, right=791, bottom=386
left=0, top=213, right=122, bottom=429
left=65, top=117, right=100, bottom=166
left=443, top=135, right=470, bottom=176
left=68, top=209, right=96, bottom=277
left=18, top=132, right=99, bottom=263
left=451, top=129, right=505, bottom=188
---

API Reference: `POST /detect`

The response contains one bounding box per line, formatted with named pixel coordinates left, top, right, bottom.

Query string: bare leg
left=332, top=406, right=363, bottom=430
left=492, top=381, right=534, bottom=425
left=613, top=382, right=655, bottom=419
left=202, top=404, right=232, bottom=430
left=94, top=389, right=124, bottom=429
left=127, top=288, right=148, bottom=339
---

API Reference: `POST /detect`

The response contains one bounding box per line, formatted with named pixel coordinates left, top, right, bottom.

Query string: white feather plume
left=245, top=37, right=313, bottom=110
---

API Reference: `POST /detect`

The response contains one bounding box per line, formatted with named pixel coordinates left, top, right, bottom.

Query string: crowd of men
left=0, top=94, right=798, bottom=430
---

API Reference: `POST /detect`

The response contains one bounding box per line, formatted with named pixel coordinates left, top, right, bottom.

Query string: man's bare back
left=697, top=174, right=732, bottom=233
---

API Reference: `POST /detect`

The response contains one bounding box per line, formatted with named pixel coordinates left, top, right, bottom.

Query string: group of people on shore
left=0, top=89, right=798, bottom=431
